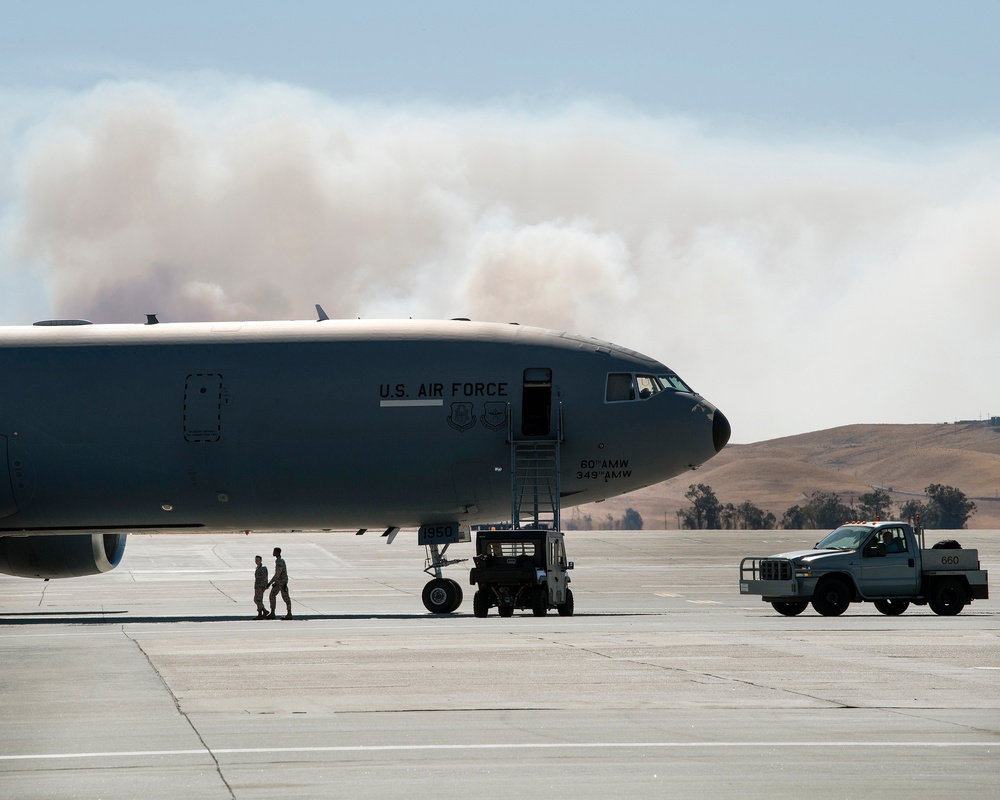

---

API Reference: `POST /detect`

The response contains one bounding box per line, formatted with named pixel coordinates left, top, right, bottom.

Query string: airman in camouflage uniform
left=253, top=555, right=268, bottom=619
left=266, top=547, right=292, bottom=619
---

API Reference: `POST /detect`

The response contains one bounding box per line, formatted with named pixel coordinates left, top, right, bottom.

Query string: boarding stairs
left=509, top=407, right=562, bottom=531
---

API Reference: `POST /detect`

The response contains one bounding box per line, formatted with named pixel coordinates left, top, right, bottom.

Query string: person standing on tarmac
left=266, top=547, right=293, bottom=619
left=253, top=555, right=269, bottom=619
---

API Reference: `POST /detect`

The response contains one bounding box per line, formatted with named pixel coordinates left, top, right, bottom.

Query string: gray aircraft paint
left=0, top=318, right=729, bottom=536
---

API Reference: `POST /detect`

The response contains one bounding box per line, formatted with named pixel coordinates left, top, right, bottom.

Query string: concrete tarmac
left=1, top=529, right=997, bottom=799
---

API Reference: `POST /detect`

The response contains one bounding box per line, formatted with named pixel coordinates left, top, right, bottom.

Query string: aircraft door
left=521, top=368, right=552, bottom=437
left=184, top=373, right=223, bottom=442
left=0, top=436, right=18, bottom=519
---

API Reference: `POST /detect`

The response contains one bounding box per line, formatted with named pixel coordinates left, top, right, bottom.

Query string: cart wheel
left=473, top=589, right=490, bottom=618
left=532, top=587, right=548, bottom=616
left=557, top=588, right=574, bottom=616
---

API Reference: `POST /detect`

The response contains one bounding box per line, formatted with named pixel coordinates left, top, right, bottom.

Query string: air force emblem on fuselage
left=482, top=401, right=508, bottom=431
left=447, top=402, right=476, bottom=432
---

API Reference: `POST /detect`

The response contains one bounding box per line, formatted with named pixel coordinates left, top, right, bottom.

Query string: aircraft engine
left=0, top=533, right=127, bottom=579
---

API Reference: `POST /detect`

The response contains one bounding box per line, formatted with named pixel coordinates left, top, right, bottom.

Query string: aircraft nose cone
left=713, top=409, right=732, bottom=453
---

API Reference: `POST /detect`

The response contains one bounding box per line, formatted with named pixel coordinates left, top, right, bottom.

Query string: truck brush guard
left=741, top=557, right=794, bottom=582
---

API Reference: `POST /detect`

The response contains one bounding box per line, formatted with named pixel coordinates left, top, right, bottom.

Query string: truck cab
left=740, top=521, right=989, bottom=617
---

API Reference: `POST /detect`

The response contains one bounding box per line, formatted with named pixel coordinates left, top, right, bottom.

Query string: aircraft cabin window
left=606, top=373, right=635, bottom=402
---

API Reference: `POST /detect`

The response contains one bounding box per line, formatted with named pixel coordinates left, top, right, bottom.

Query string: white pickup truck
left=739, top=521, right=989, bottom=616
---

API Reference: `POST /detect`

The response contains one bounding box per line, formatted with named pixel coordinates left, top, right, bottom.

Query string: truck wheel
left=531, top=587, right=548, bottom=616
left=928, top=578, right=966, bottom=616
left=473, top=589, right=490, bottom=618
left=811, top=577, right=851, bottom=616
left=557, top=588, right=574, bottom=616
left=771, top=601, right=808, bottom=616
left=498, top=603, right=514, bottom=618
left=873, top=599, right=909, bottom=616
left=422, top=578, right=461, bottom=614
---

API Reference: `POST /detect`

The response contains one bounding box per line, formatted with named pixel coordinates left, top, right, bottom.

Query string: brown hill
left=570, top=421, right=1000, bottom=530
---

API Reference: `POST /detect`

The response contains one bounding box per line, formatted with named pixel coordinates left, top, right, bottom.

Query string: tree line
left=566, top=508, right=644, bottom=531
left=677, top=483, right=977, bottom=530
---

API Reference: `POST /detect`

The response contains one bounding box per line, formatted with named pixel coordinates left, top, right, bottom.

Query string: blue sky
left=5, top=1, right=1000, bottom=131
left=1, top=1, right=998, bottom=441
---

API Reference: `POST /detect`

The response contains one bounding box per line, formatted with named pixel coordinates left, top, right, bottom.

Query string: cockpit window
left=659, top=374, right=693, bottom=393
left=607, top=372, right=695, bottom=402
left=606, top=373, right=635, bottom=402
left=636, top=374, right=662, bottom=400
left=607, top=372, right=696, bottom=402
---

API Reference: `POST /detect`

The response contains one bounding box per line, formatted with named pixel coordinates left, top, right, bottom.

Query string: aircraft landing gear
left=422, top=577, right=463, bottom=614
left=422, top=542, right=467, bottom=614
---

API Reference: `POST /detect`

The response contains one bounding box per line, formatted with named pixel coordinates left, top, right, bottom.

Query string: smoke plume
left=2, top=79, right=998, bottom=440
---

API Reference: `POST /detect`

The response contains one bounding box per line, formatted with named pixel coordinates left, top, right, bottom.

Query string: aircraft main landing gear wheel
left=422, top=578, right=463, bottom=614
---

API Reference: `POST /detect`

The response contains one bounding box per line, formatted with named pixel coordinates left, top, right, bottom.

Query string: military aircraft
left=0, top=313, right=730, bottom=612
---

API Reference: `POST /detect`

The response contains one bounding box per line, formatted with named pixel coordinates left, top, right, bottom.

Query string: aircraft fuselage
left=0, top=319, right=729, bottom=535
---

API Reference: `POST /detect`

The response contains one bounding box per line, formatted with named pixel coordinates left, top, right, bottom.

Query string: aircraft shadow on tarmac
left=0, top=611, right=626, bottom=625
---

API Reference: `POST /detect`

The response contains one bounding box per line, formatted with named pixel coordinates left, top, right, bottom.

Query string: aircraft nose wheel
left=422, top=578, right=463, bottom=614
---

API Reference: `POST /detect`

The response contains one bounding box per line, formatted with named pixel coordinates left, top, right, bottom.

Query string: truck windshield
left=815, top=526, right=869, bottom=550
